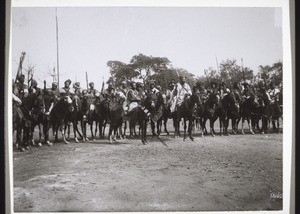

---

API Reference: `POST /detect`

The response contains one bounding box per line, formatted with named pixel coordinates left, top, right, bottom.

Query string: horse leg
left=183, top=117, right=187, bottom=141
left=61, top=123, right=69, bottom=144
left=209, top=118, right=215, bottom=137
left=188, top=118, right=194, bottom=141
left=247, top=118, right=254, bottom=135
left=108, top=123, right=114, bottom=144
left=37, top=124, right=43, bottom=146
left=219, top=117, right=223, bottom=136
left=73, top=121, right=80, bottom=143
left=43, top=120, right=52, bottom=146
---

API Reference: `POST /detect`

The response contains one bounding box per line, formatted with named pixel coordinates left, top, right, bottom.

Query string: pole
left=55, top=8, right=60, bottom=88
left=86, top=71, right=88, bottom=89
left=215, top=56, right=220, bottom=73
left=241, top=58, right=245, bottom=82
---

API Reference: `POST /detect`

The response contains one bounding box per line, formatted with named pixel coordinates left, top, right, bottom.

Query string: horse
left=236, top=92, right=259, bottom=135
left=29, top=93, right=45, bottom=146
left=50, top=95, right=74, bottom=144
left=252, top=91, right=272, bottom=134
left=157, top=103, right=172, bottom=136
left=16, top=93, right=42, bottom=151
left=105, top=95, right=125, bottom=144
left=269, top=91, right=283, bottom=133
left=216, top=92, right=239, bottom=136
left=172, top=89, right=203, bottom=141
left=148, top=92, right=164, bottom=137
left=13, top=99, right=24, bottom=150
left=88, top=94, right=107, bottom=139
left=201, top=92, right=219, bottom=137
left=39, top=90, right=58, bottom=146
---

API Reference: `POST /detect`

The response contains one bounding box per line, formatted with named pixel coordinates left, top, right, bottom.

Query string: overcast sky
left=11, top=7, right=282, bottom=89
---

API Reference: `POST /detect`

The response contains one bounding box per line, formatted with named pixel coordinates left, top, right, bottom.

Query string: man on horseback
left=103, top=82, right=115, bottom=100
left=13, top=74, right=28, bottom=99
left=267, top=82, right=280, bottom=104
left=125, top=81, right=140, bottom=114
left=29, top=79, right=43, bottom=96
left=73, top=82, right=82, bottom=99
left=88, top=82, right=99, bottom=97
left=60, top=79, right=73, bottom=96
left=170, top=76, right=192, bottom=113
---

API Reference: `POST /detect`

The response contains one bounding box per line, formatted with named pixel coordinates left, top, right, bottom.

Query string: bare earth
left=13, top=125, right=283, bottom=212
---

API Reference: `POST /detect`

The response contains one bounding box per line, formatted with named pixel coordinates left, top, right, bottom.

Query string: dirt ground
left=13, top=122, right=283, bottom=212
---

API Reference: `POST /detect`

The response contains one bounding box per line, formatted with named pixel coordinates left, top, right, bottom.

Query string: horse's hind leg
left=38, top=124, right=43, bottom=146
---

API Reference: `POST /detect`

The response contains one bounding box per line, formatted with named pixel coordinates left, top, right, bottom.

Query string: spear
left=86, top=71, right=88, bottom=89
left=241, top=58, right=245, bottom=82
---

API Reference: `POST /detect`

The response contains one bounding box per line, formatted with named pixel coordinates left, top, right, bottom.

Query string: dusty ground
left=13, top=123, right=283, bottom=212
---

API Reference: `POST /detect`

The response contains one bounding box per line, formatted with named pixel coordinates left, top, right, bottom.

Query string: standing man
left=170, top=76, right=192, bottom=113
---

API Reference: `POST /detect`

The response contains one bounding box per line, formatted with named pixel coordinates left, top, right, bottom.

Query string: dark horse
left=201, top=92, right=219, bottom=137
left=216, top=92, right=239, bottom=136
left=50, top=95, right=74, bottom=144
left=89, top=94, right=107, bottom=139
left=149, top=92, right=164, bottom=137
left=269, top=91, right=283, bottom=133
left=172, top=88, right=203, bottom=141
left=236, top=92, right=259, bottom=135
left=105, top=95, right=124, bottom=144
left=14, top=93, right=42, bottom=151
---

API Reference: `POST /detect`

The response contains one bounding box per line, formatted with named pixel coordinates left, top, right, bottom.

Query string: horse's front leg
left=183, top=117, right=187, bottom=141
left=188, top=117, right=194, bottom=141
left=38, top=124, right=43, bottom=146
left=210, top=118, right=215, bottom=137
left=73, top=121, right=80, bottom=143
left=61, top=123, right=69, bottom=144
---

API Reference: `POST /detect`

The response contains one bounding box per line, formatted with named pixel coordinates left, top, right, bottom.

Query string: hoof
left=250, top=131, right=255, bottom=135
left=19, top=147, right=25, bottom=152
left=190, top=137, right=194, bottom=141
left=25, top=146, right=30, bottom=150
left=212, top=134, right=215, bottom=137
left=64, top=140, right=69, bottom=144
left=241, top=132, right=245, bottom=135
left=46, top=141, right=53, bottom=146
left=38, top=143, right=42, bottom=147
left=75, top=138, right=79, bottom=143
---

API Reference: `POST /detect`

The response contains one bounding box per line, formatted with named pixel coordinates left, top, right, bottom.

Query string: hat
left=121, top=80, right=127, bottom=85
left=73, top=82, right=80, bottom=88
left=31, top=79, right=37, bottom=85
left=89, top=82, right=94, bottom=87
left=149, top=79, right=156, bottom=85
left=210, top=81, right=218, bottom=88
left=65, top=79, right=71, bottom=85
left=52, top=82, right=58, bottom=86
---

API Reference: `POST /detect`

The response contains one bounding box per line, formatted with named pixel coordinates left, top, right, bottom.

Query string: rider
left=88, top=82, right=98, bottom=97
left=165, top=80, right=176, bottom=107
left=73, top=82, right=82, bottom=99
left=170, top=75, right=192, bottom=113
left=116, top=80, right=128, bottom=101
left=13, top=74, right=28, bottom=100
left=136, top=82, right=146, bottom=102
left=29, top=79, right=43, bottom=96
left=60, top=79, right=73, bottom=96
left=125, top=81, right=140, bottom=114
left=267, top=81, right=280, bottom=104
left=103, top=82, right=115, bottom=101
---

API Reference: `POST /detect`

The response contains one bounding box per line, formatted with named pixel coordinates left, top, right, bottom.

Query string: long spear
left=86, top=71, right=89, bottom=89
left=55, top=8, right=60, bottom=88
left=241, top=58, right=245, bottom=82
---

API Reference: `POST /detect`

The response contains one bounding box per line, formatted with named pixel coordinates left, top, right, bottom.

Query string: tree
left=219, top=59, right=253, bottom=85
left=107, top=60, right=139, bottom=86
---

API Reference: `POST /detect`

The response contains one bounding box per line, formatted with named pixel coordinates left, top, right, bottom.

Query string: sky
left=11, top=7, right=282, bottom=89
